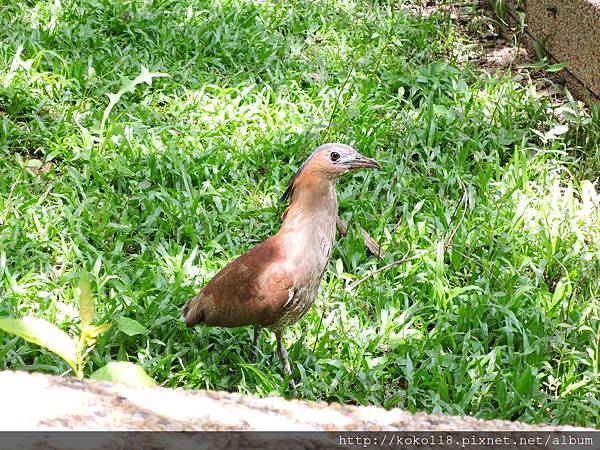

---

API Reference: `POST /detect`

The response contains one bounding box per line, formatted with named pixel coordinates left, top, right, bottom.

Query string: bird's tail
left=182, top=294, right=205, bottom=327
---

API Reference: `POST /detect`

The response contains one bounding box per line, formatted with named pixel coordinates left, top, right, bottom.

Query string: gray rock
left=0, top=370, right=589, bottom=432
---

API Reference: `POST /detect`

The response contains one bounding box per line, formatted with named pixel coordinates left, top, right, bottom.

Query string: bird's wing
left=184, top=236, right=295, bottom=328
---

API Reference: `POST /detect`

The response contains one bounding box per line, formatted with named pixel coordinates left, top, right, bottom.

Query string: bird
left=182, top=143, right=380, bottom=396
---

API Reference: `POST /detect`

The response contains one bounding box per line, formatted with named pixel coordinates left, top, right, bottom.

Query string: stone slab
left=0, top=370, right=591, bottom=431
left=506, top=0, right=600, bottom=100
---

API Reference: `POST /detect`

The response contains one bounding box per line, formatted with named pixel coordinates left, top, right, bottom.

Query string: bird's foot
left=289, top=378, right=297, bottom=398
left=250, top=325, right=262, bottom=363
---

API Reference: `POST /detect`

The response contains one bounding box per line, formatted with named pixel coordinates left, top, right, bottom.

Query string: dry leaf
left=25, top=159, right=52, bottom=175
left=336, top=216, right=348, bottom=237
left=360, top=227, right=384, bottom=259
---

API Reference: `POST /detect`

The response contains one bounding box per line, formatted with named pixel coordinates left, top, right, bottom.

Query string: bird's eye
left=330, top=151, right=340, bottom=162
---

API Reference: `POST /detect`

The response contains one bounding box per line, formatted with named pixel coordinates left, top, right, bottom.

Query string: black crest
left=280, top=152, right=316, bottom=203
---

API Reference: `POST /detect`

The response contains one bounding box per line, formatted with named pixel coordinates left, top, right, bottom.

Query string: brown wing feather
left=182, top=235, right=294, bottom=328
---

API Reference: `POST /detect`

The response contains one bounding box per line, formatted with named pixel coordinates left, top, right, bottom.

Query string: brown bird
left=182, top=143, right=380, bottom=395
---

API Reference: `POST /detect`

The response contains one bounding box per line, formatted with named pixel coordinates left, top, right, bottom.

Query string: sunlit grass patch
left=0, top=0, right=599, bottom=427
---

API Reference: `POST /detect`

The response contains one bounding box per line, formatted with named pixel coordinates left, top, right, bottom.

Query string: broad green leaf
left=79, top=271, right=93, bottom=328
left=546, top=62, right=568, bottom=73
left=0, top=317, right=76, bottom=370
left=99, top=66, right=170, bottom=143
left=115, top=317, right=149, bottom=336
left=518, top=60, right=547, bottom=70
left=90, top=362, right=156, bottom=387
left=82, top=323, right=112, bottom=340
left=435, top=240, right=445, bottom=277
left=389, top=329, right=421, bottom=349
left=26, top=159, right=43, bottom=168
left=546, top=124, right=569, bottom=140
left=132, top=65, right=170, bottom=88
left=335, top=258, right=343, bottom=276
left=561, top=377, right=591, bottom=397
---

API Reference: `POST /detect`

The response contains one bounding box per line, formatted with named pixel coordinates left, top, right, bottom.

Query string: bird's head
left=282, top=143, right=380, bottom=202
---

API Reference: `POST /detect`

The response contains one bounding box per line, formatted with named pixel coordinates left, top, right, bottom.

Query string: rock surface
left=506, top=0, right=600, bottom=100
left=0, top=370, right=588, bottom=432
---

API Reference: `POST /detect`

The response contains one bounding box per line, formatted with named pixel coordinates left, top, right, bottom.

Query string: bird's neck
left=277, top=176, right=338, bottom=271
left=280, top=177, right=338, bottom=233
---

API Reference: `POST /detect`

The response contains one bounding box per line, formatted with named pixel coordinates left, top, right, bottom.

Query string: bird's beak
left=343, top=153, right=381, bottom=170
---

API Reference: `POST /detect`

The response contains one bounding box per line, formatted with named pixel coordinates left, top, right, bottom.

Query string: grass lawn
left=1, top=0, right=599, bottom=427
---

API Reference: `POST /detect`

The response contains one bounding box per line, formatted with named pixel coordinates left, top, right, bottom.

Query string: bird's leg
left=251, top=325, right=262, bottom=362
left=275, top=328, right=297, bottom=397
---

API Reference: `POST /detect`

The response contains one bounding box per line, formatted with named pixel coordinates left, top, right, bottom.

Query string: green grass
left=1, top=0, right=599, bottom=427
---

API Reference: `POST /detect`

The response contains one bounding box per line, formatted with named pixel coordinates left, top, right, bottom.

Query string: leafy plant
left=0, top=272, right=155, bottom=387
left=98, top=65, right=170, bottom=149
left=491, top=0, right=508, bottom=29
left=0, top=0, right=598, bottom=427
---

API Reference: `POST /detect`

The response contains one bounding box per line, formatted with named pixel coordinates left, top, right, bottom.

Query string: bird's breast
left=271, top=216, right=336, bottom=329
left=283, top=217, right=336, bottom=277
